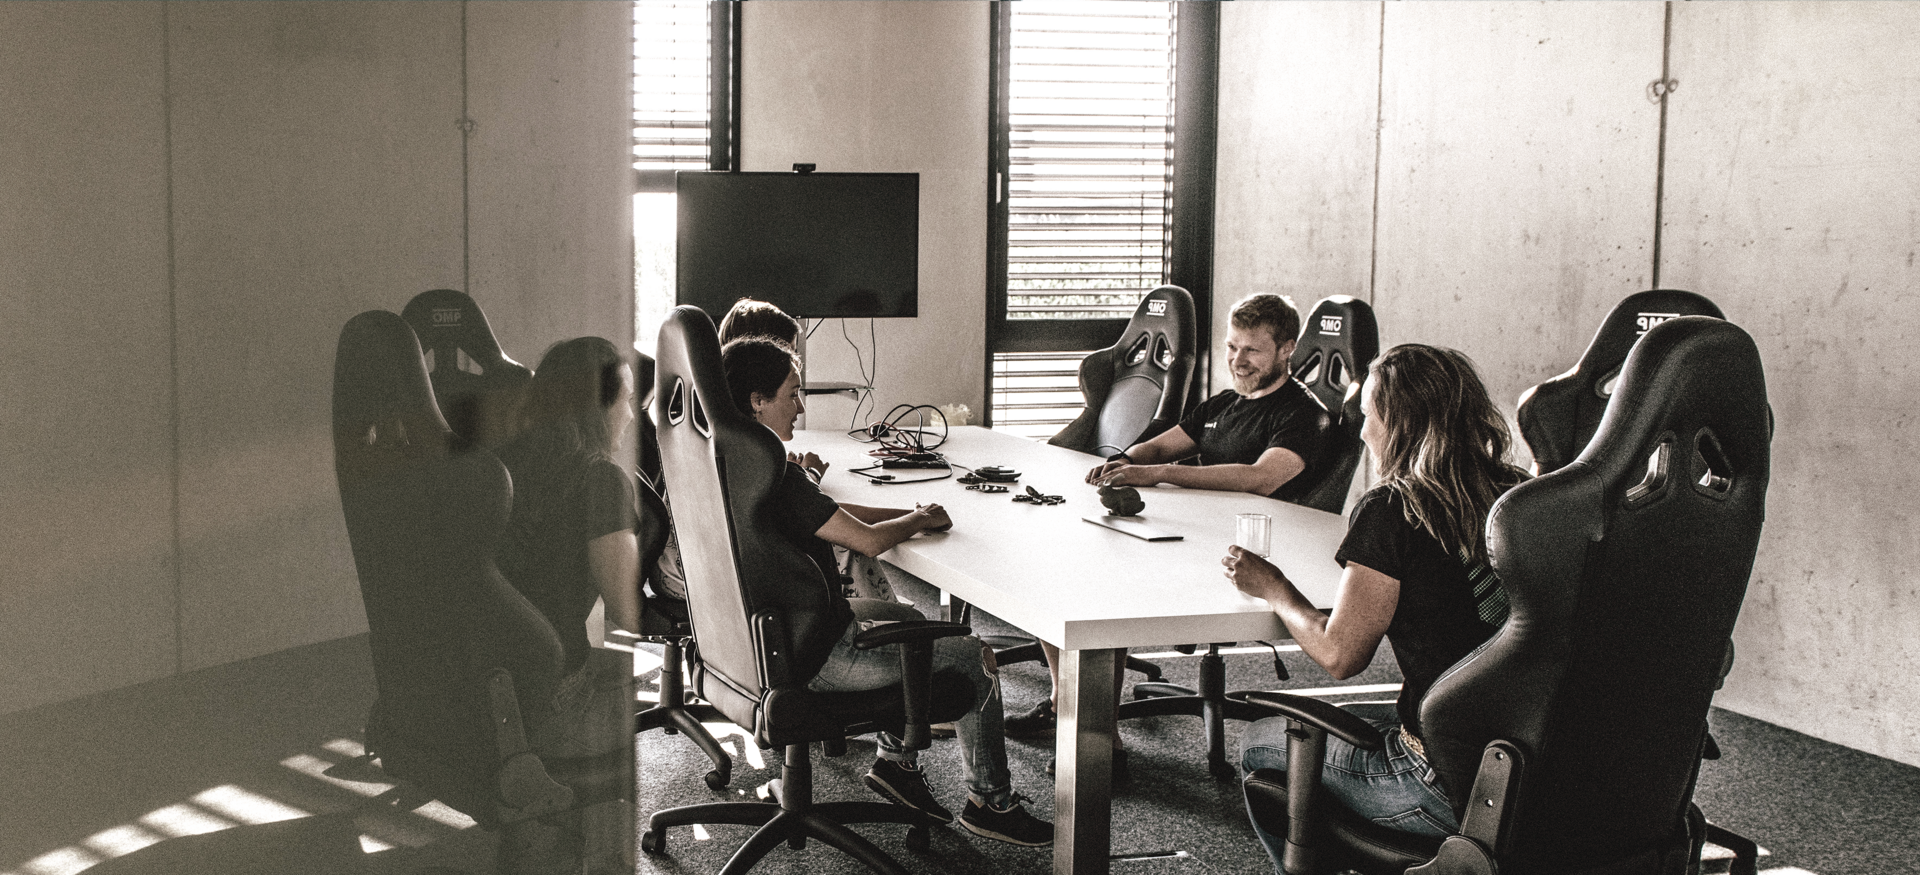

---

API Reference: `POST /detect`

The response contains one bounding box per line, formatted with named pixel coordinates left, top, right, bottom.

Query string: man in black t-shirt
left=1008, top=294, right=1333, bottom=746
left=1084, top=293, right=1330, bottom=500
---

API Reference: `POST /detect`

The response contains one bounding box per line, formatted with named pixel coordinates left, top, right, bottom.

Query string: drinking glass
left=1235, top=512, right=1272, bottom=558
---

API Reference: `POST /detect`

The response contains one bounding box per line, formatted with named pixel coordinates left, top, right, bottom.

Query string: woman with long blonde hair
left=1224, top=344, right=1526, bottom=863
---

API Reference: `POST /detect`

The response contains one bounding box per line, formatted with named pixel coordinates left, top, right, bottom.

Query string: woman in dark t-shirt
left=487, top=337, right=646, bottom=873
left=1224, top=344, right=1527, bottom=861
left=495, top=337, right=643, bottom=677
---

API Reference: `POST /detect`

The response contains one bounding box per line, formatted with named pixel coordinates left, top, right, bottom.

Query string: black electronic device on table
left=675, top=169, right=919, bottom=320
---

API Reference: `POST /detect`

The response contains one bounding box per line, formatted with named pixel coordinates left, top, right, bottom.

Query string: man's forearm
left=1125, top=434, right=1192, bottom=466
left=1141, top=462, right=1278, bottom=495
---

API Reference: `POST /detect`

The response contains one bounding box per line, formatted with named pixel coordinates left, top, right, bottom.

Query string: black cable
left=845, top=404, right=948, bottom=454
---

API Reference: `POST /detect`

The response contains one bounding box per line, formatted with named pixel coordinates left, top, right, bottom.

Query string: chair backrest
left=1284, top=296, right=1379, bottom=513
left=1517, top=289, right=1723, bottom=475
left=331, top=310, right=566, bottom=826
left=631, top=349, right=687, bottom=630
left=634, top=350, right=663, bottom=485
left=1048, top=285, right=1197, bottom=457
left=652, top=306, right=845, bottom=739
left=1423, top=315, right=1769, bottom=869
left=400, top=289, right=532, bottom=451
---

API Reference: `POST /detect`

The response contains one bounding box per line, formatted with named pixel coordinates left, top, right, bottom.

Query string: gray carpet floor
left=634, top=572, right=1920, bottom=875
left=4, top=577, right=1916, bottom=875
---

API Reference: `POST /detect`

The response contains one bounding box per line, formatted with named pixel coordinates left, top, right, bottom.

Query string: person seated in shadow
left=495, top=336, right=643, bottom=653
left=1223, top=344, right=1527, bottom=868
left=490, top=336, right=644, bottom=873
left=720, top=336, right=1054, bottom=848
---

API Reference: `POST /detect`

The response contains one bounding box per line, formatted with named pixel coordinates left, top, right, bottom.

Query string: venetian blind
left=1005, top=0, right=1177, bottom=320
left=633, top=1, right=713, bottom=185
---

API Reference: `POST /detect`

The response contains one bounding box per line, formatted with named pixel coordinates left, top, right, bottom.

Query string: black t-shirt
left=1335, top=485, right=1511, bottom=741
left=765, top=459, right=858, bottom=680
left=1177, top=380, right=1330, bottom=501
left=495, top=432, right=638, bottom=675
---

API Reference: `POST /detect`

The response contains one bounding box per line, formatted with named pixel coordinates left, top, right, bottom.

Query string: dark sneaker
left=959, top=794, right=1053, bottom=847
left=1045, top=749, right=1130, bottom=786
left=1003, top=700, right=1056, bottom=738
left=864, top=757, right=954, bottom=824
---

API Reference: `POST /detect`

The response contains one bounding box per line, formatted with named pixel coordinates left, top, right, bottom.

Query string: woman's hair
left=1367, top=344, right=1526, bottom=564
left=517, top=336, right=627, bottom=462
left=717, top=298, right=802, bottom=347
left=720, top=336, right=801, bottom=419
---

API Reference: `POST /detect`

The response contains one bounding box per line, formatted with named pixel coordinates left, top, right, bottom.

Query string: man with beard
left=1083, top=293, right=1330, bottom=500
left=1003, top=294, right=1333, bottom=762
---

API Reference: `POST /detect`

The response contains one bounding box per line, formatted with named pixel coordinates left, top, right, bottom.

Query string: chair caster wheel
left=906, top=825, right=930, bottom=852
left=641, top=829, right=666, bottom=855
left=1208, top=759, right=1237, bottom=781
left=704, top=768, right=729, bottom=791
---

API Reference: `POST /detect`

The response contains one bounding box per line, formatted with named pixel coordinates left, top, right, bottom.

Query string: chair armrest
left=850, top=619, right=973, bottom=650
left=851, top=620, right=972, bottom=752
left=1240, top=690, right=1386, bottom=751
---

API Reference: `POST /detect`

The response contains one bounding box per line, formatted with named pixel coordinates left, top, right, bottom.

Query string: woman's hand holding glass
left=1223, top=546, right=1292, bottom=604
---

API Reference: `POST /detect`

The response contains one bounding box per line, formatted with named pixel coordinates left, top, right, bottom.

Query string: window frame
left=983, top=1, right=1220, bottom=428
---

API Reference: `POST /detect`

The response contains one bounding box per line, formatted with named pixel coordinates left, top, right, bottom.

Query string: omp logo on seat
left=432, top=308, right=463, bottom=327
left=1318, top=315, right=1343, bottom=336
left=1635, top=312, right=1679, bottom=335
left=1146, top=299, right=1168, bottom=316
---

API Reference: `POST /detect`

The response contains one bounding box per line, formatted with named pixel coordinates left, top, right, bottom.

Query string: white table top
left=788, top=426, right=1349, bottom=651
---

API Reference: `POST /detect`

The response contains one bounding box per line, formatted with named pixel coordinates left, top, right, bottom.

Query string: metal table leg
left=1054, top=646, right=1119, bottom=875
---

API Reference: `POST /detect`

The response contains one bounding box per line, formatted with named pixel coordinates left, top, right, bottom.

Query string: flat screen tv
left=675, top=170, right=919, bottom=320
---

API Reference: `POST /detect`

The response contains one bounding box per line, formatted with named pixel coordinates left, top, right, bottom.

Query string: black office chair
left=332, top=311, right=632, bottom=872
left=1284, top=295, right=1380, bottom=515
left=1517, top=289, right=1722, bottom=476
left=401, top=288, right=532, bottom=452
left=1049, top=284, right=1198, bottom=457
left=1121, top=296, right=1377, bottom=779
left=1240, top=315, right=1768, bottom=875
left=641, top=306, right=978, bottom=875
left=628, top=349, right=735, bottom=791
left=975, top=288, right=1201, bottom=685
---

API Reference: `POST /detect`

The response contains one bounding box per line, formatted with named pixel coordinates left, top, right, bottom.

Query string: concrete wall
left=1660, top=2, right=1920, bottom=765
left=1213, top=3, right=1380, bottom=389
left=1219, top=2, right=1920, bottom=767
left=0, top=1, right=630, bottom=715
left=739, top=1, right=991, bottom=427
left=1, top=1, right=178, bottom=714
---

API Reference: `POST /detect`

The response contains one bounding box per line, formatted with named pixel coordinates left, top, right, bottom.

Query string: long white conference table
left=788, top=426, right=1347, bottom=875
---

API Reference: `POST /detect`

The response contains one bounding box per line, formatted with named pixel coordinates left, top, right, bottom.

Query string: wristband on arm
left=1108, top=451, right=1133, bottom=464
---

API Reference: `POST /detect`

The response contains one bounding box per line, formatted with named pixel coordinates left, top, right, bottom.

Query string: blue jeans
left=808, top=598, right=1013, bottom=808
left=1239, top=703, right=1458, bottom=871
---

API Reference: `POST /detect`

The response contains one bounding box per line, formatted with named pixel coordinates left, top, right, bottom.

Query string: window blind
left=991, top=0, right=1177, bottom=437
left=1005, top=0, right=1177, bottom=321
left=633, top=1, right=713, bottom=186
